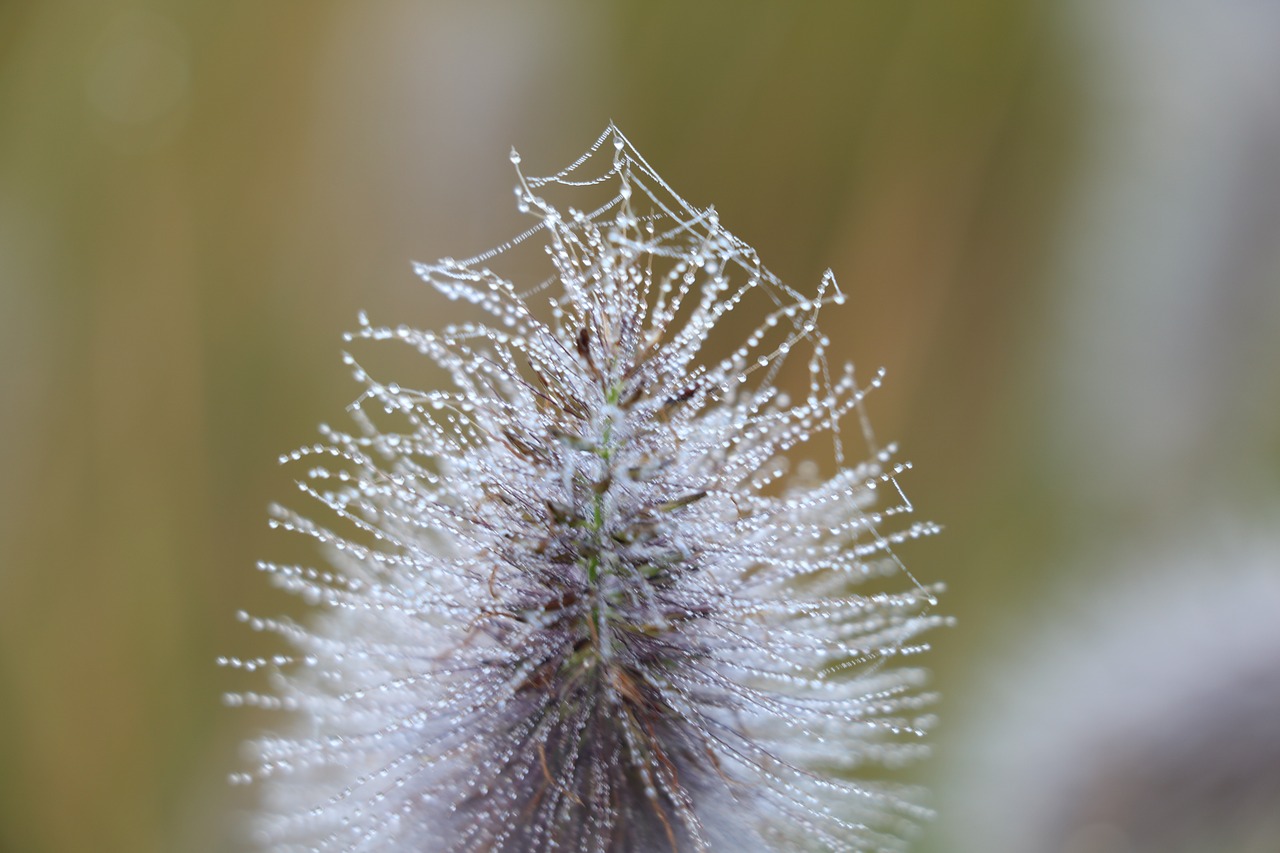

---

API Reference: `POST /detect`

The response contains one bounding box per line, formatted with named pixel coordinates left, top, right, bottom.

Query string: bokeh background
left=3, top=2, right=1279, bottom=852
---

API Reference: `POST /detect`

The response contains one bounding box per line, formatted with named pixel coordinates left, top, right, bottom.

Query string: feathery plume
left=226, top=125, right=945, bottom=852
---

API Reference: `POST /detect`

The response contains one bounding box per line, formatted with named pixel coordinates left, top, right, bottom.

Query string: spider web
left=411, top=123, right=937, bottom=608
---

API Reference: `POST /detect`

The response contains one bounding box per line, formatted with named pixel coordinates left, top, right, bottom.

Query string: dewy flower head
left=226, top=125, right=946, bottom=852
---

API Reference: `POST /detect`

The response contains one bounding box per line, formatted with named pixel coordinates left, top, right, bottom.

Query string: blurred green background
left=3, top=2, right=1279, bottom=852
